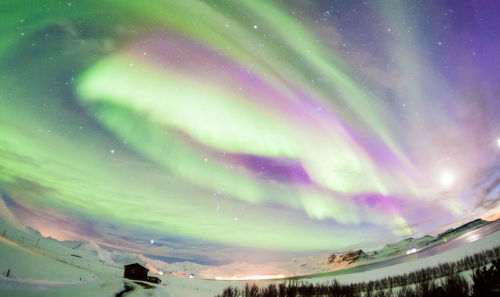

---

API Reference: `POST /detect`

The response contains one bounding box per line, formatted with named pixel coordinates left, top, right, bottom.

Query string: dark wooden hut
left=123, top=263, right=161, bottom=284
left=123, top=263, right=149, bottom=281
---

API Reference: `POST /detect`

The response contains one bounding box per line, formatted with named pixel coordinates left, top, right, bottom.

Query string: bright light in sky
left=439, top=171, right=455, bottom=188
left=497, top=138, right=500, bottom=147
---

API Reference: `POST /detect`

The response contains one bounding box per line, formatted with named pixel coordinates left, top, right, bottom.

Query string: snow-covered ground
left=0, top=220, right=499, bottom=297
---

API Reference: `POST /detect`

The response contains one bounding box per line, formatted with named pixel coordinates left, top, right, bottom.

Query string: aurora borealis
left=0, top=0, right=499, bottom=263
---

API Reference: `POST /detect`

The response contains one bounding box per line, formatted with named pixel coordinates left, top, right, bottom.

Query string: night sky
left=1, top=0, right=499, bottom=263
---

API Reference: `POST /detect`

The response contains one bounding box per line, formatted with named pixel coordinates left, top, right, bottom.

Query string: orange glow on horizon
left=482, top=212, right=500, bottom=222
left=215, top=274, right=286, bottom=281
left=35, top=225, right=76, bottom=241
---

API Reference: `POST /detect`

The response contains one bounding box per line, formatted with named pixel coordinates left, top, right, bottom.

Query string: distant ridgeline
left=368, top=219, right=490, bottom=259
left=325, top=219, right=491, bottom=265
left=436, top=219, right=488, bottom=239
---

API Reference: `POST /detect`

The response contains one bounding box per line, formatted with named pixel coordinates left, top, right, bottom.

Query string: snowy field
left=0, top=225, right=499, bottom=297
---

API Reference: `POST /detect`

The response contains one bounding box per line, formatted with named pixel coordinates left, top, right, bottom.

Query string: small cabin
left=123, top=263, right=149, bottom=281
left=123, top=263, right=161, bottom=284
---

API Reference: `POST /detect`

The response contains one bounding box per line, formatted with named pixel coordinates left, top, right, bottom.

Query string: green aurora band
left=0, top=0, right=498, bottom=259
